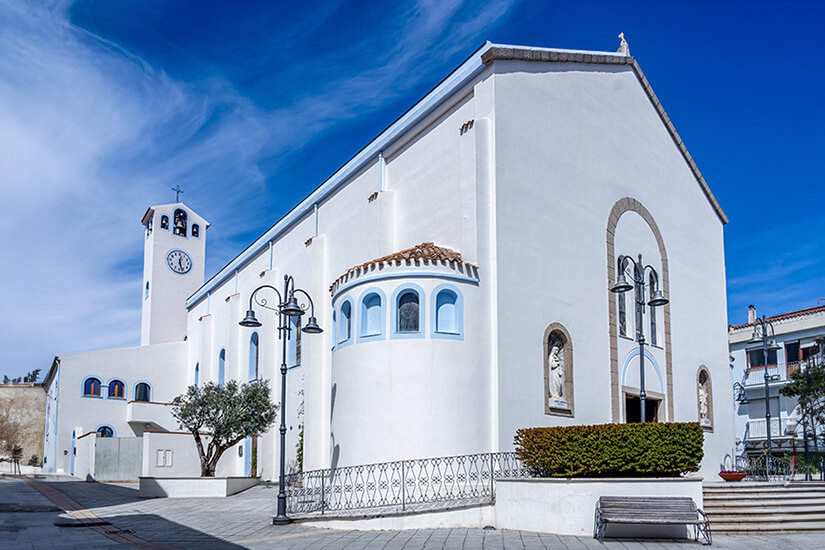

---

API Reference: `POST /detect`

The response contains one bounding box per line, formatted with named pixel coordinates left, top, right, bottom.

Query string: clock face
left=166, top=250, right=192, bottom=274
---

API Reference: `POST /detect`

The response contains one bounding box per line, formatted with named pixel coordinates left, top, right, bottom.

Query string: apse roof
left=328, top=242, right=476, bottom=295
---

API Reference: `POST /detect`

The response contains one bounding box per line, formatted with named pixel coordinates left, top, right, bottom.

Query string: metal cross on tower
left=172, top=185, right=184, bottom=202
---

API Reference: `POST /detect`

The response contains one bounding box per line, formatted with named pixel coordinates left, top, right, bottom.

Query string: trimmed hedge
left=514, top=422, right=704, bottom=477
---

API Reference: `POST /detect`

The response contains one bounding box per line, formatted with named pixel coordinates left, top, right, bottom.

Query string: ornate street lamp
left=240, top=274, right=322, bottom=525
left=748, top=315, right=781, bottom=465
left=610, top=254, right=669, bottom=422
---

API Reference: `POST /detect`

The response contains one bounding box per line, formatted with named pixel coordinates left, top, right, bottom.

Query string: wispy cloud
left=0, top=0, right=517, bottom=377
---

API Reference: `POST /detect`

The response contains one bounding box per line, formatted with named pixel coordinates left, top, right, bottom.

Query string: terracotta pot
left=718, top=471, right=747, bottom=482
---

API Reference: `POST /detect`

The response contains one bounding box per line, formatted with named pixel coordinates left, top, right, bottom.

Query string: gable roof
left=186, top=41, right=726, bottom=309
left=729, top=304, right=825, bottom=331
left=329, top=242, right=476, bottom=295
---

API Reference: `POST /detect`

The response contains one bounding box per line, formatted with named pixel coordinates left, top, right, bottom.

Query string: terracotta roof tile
left=729, top=304, right=825, bottom=330
left=330, top=242, right=476, bottom=294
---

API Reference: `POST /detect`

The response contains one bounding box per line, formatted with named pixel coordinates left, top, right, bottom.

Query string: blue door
left=70, top=430, right=76, bottom=476
left=244, top=437, right=252, bottom=476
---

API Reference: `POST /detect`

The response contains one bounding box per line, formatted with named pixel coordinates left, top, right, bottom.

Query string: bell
left=281, top=295, right=304, bottom=317
left=302, top=316, right=323, bottom=334
left=610, top=273, right=633, bottom=293
left=239, top=310, right=262, bottom=328
left=648, top=289, right=669, bottom=307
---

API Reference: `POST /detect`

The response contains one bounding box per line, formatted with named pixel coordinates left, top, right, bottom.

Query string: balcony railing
left=747, top=418, right=783, bottom=440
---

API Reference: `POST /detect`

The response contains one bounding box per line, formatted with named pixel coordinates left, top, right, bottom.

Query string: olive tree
left=171, top=379, right=278, bottom=477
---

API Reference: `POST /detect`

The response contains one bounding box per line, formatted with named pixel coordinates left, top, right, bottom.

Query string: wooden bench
left=594, top=496, right=711, bottom=545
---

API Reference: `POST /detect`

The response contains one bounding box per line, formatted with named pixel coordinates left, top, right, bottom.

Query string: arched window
left=218, top=348, right=226, bottom=386
left=107, top=380, right=125, bottom=399
left=397, top=291, right=420, bottom=333
left=618, top=292, right=627, bottom=337
left=134, top=382, right=151, bottom=402
left=338, top=300, right=352, bottom=344
left=649, top=272, right=658, bottom=346
left=697, top=366, right=713, bottom=431
left=173, top=209, right=187, bottom=236
left=192, top=224, right=200, bottom=238
left=287, top=316, right=302, bottom=367
left=248, top=333, right=259, bottom=381
left=359, top=291, right=384, bottom=339
left=432, top=285, right=464, bottom=338
left=83, top=377, right=101, bottom=397
left=96, top=425, right=114, bottom=438
left=194, top=363, right=199, bottom=386
left=145, top=281, right=150, bottom=300
left=160, top=215, right=169, bottom=230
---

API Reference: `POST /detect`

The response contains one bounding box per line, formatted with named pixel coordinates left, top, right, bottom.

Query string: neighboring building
left=0, top=382, right=46, bottom=468
left=729, top=304, right=825, bottom=455
left=45, top=39, right=734, bottom=479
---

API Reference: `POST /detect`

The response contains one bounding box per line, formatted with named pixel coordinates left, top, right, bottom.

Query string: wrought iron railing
left=737, top=452, right=795, bottom=481
left=285, top=452, right=526, bottom=515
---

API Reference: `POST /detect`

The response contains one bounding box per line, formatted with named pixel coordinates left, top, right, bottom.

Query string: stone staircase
left=703, top=482, right=825, bottom=533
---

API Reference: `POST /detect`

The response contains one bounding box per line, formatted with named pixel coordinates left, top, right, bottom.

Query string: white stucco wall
left=490, top=60, right=733, bottom=477
left=45, top=342, right=187, bottom=474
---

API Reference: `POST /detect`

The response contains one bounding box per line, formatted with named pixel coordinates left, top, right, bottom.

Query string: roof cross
left=172, top=185, right=184, bottom=202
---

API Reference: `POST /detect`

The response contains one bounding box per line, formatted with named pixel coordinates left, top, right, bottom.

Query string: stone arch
left=697, top=365, right=713, bottom=431
left=606, top=197, right=673, bottom=422
left=543, top=322, right=574, bottom=417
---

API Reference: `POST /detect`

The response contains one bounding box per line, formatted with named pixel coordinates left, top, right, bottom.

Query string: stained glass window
left=398, top=291, right=419, bottom=332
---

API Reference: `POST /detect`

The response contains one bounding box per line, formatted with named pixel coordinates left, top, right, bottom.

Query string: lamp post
left=748, top=315, right=781, bottom=468
left=239, top=275, right=323, bottom=525
left=610, top=254, right=668, bottom=422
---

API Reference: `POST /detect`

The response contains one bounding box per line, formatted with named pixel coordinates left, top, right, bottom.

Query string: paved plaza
left=1, top=476, right=822, bottom=549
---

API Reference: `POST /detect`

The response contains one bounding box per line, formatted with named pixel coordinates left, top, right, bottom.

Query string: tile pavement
left=1, top=477, right=823, bottom=549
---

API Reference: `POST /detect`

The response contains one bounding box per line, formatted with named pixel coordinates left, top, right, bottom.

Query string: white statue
left=617, top=32, right=630, bottom=56
left=698, top=385, right=709, bottom=420
left=549, top=345, right=565, bottom=399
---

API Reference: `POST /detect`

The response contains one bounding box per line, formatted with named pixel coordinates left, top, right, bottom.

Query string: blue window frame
left=96, top=425, right=115, bottom=438
left=83, top=377, right=101, bottom=398
left=358, top=288, right=386, bottom=342
left=194, top=362, right=200, bottom=386
left=218, top=348, right=226, bottom=386
left=337, top=298, right=354, bottom=347
left=391, top=283, right=425, bottom=339
left=145, top=281, right=149, bottom=300
left=248, top=333, right=259, bottom=381
left=431, top=284, right=464, bottom=340
left=134, top=382, right=151, bottom=402
left=107, top=379, right=125, bottom=399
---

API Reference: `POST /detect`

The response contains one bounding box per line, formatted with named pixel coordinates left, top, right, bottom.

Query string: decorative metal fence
left=737, top=453, right=795, bottom=481
left=286, top=452, right=527, bottom=515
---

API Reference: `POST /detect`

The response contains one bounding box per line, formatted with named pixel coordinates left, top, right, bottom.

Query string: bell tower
left=140, top=198, right=208, bottom=346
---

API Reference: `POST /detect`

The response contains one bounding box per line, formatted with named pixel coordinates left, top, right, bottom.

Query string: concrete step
left=702, top=495, right=825, bottom=507
left=702, top=488, right=825, bottom=494
left=706, top=511, right=825, bottom=521
left=712, top=523, right=825, bottom=534
left=706, top=505, right=825, bottom=515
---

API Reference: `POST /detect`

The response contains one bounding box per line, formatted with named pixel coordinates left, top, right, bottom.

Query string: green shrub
left=514, top=422, right=704, bottom=477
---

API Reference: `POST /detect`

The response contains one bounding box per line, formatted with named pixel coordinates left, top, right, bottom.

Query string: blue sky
left=1, top=0, right=823, bottom=379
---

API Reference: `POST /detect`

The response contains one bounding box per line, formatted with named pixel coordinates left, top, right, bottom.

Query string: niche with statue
left=543, top=323, right=574, bottom=417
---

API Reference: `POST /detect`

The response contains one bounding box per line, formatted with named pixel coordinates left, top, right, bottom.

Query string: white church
left=43, top=39, right=734, bottom=481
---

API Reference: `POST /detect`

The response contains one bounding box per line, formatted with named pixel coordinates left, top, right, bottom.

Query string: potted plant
left=718, top=469, right=747, bottom=482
